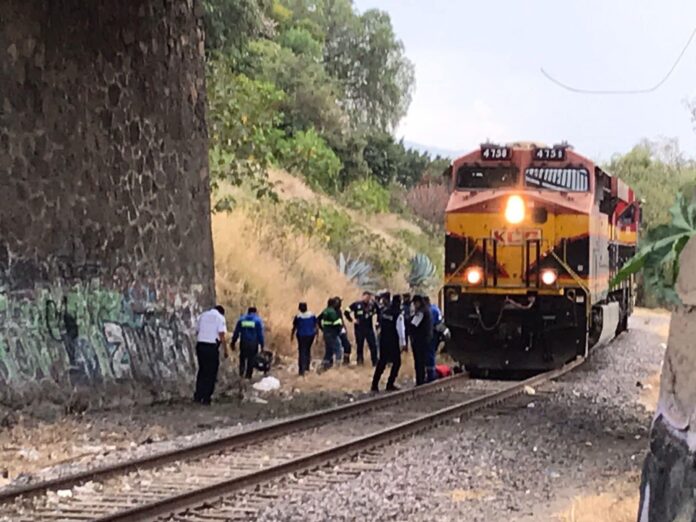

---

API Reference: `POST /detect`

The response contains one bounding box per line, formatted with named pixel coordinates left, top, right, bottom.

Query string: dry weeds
left=213, top=208, right=360, bottom=357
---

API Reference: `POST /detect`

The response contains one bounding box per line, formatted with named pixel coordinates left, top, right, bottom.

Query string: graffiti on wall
left=0, top=262, right=204, bottom=393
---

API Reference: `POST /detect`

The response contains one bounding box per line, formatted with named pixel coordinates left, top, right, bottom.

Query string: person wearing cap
left=371, top=294, right=406, bottom=392
left=231, top=306, right=265, bottom=379
left=346, top=291, right=378, bottom=366
left=194, top=305, right=227, bottom=405
left=291, top=302, right=317, bottom=376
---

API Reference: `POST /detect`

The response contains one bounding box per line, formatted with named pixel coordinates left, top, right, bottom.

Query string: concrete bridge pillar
left=0, top=0, right=214, bottom=407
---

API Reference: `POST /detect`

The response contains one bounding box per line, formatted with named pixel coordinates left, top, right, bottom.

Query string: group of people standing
left=291, top=291, right=444, bottom=392
left=192, top=291, right=446, bottom=405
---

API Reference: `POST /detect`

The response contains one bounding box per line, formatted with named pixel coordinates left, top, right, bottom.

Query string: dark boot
left=343, top=354, right=350, bottom=365
left=386, top=384, right=400, bottom=392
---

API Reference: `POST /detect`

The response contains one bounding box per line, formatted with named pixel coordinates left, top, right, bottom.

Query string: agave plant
left=407, top=253, right=437, bottom=291
left=338, top=253, right=375, bottom=290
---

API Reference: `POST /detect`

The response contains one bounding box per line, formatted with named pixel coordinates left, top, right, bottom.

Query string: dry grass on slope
left=212, top=208, right=360, bottom=357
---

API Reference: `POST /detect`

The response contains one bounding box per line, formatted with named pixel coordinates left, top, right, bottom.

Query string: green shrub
left=276, top=129, right=342, bottom=194
left=207, top=57, right=285, bottom=209
left=279, top=199, right=406, bottom=282
left=342, top=178, right=390, bottom=214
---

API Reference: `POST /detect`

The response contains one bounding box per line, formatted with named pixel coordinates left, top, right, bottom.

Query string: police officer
left=291, top=302, right=317, bottom=376
left=410, top=295, right=433, bottom=386
left=346, top=291, right=378, bottom=366
left=371, top=295, right=406, bottom=392
left=318, top=298, right=343, bottom=369
left=231, top=307, right=265, bottom=379
left=423, top=296, right=442, bottom=382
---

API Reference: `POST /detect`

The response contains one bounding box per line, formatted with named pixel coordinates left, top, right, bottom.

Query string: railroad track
left=0, top=358, right=583, bottom=522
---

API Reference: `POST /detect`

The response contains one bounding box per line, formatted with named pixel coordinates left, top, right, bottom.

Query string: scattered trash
left=253, top=376, right=281, bottom=392
left=660, top=343, right=667, bottom=350
left=249, top=396, right=268, bottom=404
left=523, top=386, right=536, bottom=396
left=18, top=448, right=40, bottom=461
left=584, top=441, right=593, bottom=447
left=56, top=489, right=73, bottom=498
left=452, top=417, right=461, bottom=424
left=527, top=402, right=536, bottom=409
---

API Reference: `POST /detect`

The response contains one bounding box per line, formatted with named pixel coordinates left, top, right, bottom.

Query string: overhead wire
left=541, top=25, right=696, bottom=94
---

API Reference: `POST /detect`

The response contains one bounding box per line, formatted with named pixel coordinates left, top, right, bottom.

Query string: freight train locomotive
left=442, top=142, right=639, bottom=373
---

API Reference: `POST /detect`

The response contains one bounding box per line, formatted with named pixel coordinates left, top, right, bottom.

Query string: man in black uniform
left=410, top=295, right=433, bottom=386
left=346, top=291, right=378, bottom=366
left=371, top=295, right=406, bottom=392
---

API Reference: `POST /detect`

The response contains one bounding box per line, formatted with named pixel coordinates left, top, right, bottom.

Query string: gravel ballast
left=254, top=310, right=668, bottom=522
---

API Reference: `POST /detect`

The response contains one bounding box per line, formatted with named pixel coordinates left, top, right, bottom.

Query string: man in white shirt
left=193, top=305, right=227, bottom=405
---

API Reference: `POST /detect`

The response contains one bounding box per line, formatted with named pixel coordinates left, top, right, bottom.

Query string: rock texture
left=0, top=0, right=214, bottom=407
left=638, top=235, right=696, bottom=522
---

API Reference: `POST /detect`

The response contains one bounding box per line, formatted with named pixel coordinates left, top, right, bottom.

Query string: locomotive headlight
left=505, top=195, right=525, bottom=224
left=541, top=269, right=558, bottom=286
left=465, top=266, right=483, bottom=286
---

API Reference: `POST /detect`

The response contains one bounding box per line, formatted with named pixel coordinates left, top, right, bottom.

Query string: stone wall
left=0, top=0, right=215, bottom=407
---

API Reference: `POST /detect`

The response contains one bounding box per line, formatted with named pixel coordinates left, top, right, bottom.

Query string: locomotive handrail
left=550, top=250, right=590, bottom=294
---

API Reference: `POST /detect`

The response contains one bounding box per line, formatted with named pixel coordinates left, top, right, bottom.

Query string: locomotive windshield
left=456, top=165, right=518, bottom=189
left=525, top=167, right=589, bottom=192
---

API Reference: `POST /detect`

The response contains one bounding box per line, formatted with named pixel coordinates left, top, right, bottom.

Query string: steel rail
left=0, top=372, right=468, bottom=504
left=95, top=357, right=584, bottom=522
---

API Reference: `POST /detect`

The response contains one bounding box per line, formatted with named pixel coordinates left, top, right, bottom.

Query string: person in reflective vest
left=291, top=302, right=317, bottom=376
left=318, top=298, right=343, bottom=370
left=410, top=295, right=433, bottom=386
left=231, top=307, right=265, bottom=379
left=371, top=295, right=406, bottom=392
left=346, top=291, right=378, bottom=366
left=424, top=296, right=442, bottom=382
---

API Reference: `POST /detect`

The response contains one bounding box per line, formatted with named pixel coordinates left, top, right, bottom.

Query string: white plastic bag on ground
left=252, top=376, right=281, bottom=392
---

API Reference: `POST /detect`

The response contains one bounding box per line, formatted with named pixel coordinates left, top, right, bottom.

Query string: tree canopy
left=203, top=0, right=443, bottom=207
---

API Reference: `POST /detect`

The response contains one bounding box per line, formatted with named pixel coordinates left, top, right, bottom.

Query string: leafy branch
left=612, top=192, right=696, bottom=305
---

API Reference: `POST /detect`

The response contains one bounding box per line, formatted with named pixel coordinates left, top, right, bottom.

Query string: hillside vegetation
left=202, top=0, right=450, bottom=353
left=214, top=170, right=443, bottom=355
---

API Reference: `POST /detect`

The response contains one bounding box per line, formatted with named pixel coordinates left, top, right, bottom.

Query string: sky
left=353, top=0, right=696, bottom=161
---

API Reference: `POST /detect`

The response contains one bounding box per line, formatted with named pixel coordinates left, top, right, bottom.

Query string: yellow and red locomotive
left=442, top=142, right=639, bottom=373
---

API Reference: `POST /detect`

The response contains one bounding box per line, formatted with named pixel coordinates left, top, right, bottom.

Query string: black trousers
left=355, top=327, right=378, bottom=366
left=297, top=335, right=315, bottom=375
left=239, top=340, right=258, bottom=379
left=371, top=343, right=401, bottom=390
left=412, top=340, right=428, bottom=386
left=194, top=342, right=220, bottom=403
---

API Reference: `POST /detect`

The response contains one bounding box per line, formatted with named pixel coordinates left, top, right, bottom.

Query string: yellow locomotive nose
left=504, top=195, right=525, bottom=224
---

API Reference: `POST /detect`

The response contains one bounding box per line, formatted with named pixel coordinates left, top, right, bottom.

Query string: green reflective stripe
left=321, top=319, right=342, bottom=326
left=241, top=320, right=256, bottom=328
